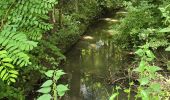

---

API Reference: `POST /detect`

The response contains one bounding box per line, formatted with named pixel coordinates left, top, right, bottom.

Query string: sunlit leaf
left=146, top=66, right=162, bottom=73
left=140, top=90, right=149, bottom=100
left=41, top=80, right=53, bottom=87
left=54, top=70, right=65, bottom=81
left=109, top=93, right=119, bottom=100
left=57, top=84, right=69, bottom=97
left=135, top=49, right=144, bottom=57
left=138, top=77, right=149, bottom=85
left=37, top=94, right=52, bottom=100
left=133, top=60, right=146, bottom=72
left=45, top=70, right=54, bottom=77
left=159, top=27, right=170, bottom=33
left=37, top=87, right=51, bottom=93
left=146, top=50, right=155, bottom=60
left=9, top=78, right=16, bottom=83
left=2, top=58, right=12, bottom=62
left=150, top=83, right=161, bottom=92
left=165, top=46, right=170, bottom=51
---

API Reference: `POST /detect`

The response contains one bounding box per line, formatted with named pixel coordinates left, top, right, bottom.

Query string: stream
left=63, top=12, right=133, bottom=100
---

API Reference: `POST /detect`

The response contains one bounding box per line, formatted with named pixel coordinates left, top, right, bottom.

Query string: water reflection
left=63, top=16, right=130, bottom=100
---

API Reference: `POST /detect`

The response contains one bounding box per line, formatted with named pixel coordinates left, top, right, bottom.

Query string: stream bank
left=24, top=4, right=123, bottom=99
left=62, top=11, right=134, bottom=100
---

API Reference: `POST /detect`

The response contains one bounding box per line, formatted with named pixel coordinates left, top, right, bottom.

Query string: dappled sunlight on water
left=116, top=11, right=128, bottom=15
left=101, top=18, right=119, bottom=23
left=82, top=36, right=94, bottom=40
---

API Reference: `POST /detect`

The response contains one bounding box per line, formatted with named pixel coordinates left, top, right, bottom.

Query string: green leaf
left=0, top=66, right=4, bottom=72
left=9, top=78, right=16, bottom=83
left=138, top=77, right=149, bottom=85
left=2, top=73, right=8, bottom=81
left=0, top=69, right=7, bottom=78
left=54, top=70, right=65, bottom=81
left=135, top=49, right=144, bottom=57
left=10, top=74, right=18, bottom=78
left=2, top=58, right=12, bottom=62
left=165, top=46, right=170, bottom=51
left=159, top=27, right=170, bottom=33
left=37, top=87, right=51, bottom=93
left=133, top=60, right=146, bottom=72
left=57, top=84, right=69, bottom=97
left=150, top=83, right=161, bottom=92
left=140, top=90, right=149, bottom=100
left=146, top=66, right=162, bottom=73
left=4, top=63, right=14, bottom=68
left=124, top=89, right=130, bottom=93
left=9, top=70, right=18, bottom=75
left=37, top=94, right=52, bottom=100
left=109, top=93, right=119, bottom=100
left=146, top=50, right=155, bottom=60
left=41, top=80, right=53, bottom=87
left=45, top=70, right=54, bottom=78
left=0, top=50, right=7, bottom=55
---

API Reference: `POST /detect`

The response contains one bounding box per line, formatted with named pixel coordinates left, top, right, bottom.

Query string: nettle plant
left=134, top=44, right=163, bottom=100
left=0, top=0, right=58, bottom=84
left=109, top=44, right=163, bottom=100
left=37, top=70, right=68, bottom=100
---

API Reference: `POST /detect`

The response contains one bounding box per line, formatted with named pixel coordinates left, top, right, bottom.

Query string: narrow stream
left=63, top=13, right=132, bottom=100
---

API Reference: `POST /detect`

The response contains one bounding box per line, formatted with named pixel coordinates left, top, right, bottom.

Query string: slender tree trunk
left=75, top=0, right=79, bottom=13
left=58, top=0, right=63, bottom=28
left=49, top=6, right=57, bottom=34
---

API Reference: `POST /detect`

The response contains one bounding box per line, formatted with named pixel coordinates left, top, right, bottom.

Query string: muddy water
left=63, top=13, right=132, bottom=100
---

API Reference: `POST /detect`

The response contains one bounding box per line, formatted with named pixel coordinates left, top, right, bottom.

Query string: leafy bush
left=110, top=1, right=170, bottom=100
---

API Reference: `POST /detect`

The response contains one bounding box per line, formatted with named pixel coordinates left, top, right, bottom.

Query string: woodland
left=0, top=0, right=170, bottom=100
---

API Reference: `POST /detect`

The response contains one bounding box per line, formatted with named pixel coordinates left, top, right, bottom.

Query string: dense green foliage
left=110, top=0, right=170, bottom=100
left=0, top=0, right=59, bottom=99
left=0, top=0, right=169, bottom=100
left=0, top=0, right=120, bottom=99
left=0, top=0, right=58, bottom=84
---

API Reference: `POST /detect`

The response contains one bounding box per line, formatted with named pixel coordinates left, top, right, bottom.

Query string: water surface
left=63, top=14, right=131, bottom=100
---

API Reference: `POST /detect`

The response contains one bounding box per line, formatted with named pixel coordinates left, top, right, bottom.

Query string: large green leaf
left=138, top=77, right=149, bottom=85
left=54, top=70, right=65, bottom=81
left=37, top=94, right=52, bottom=100
left=2, top=58, right=12, bottom=62
left=146, top=66, right=162, bottom=73
left=135, top=49, right=144, bottom=57
left=56, top=84, right=69, bottom=97
left=109, top=93, right=119, bottom=100
left=165, top=46, right=170, bottom=51
left=146, top=50, right=155, bottom=60
left=37, top=87, right=51, bottom=93
left=140, top=90, right=149, bottom=100
left=133, top=60, right=146, bottom=73
left=41, top=80, right=53, bottom=87
left=159, top=27, right=170, bottom=33
left=150, top=83, right=161, bottom=92
left=45, top=70, right=54, bottom=78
